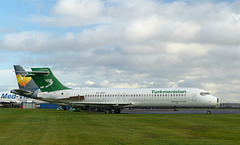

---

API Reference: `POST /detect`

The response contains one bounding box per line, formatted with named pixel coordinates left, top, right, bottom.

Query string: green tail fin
left=27, top=67, right=70, bottom=92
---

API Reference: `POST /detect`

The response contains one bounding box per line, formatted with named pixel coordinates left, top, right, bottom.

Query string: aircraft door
left=192, top=93, right=197, bottom=101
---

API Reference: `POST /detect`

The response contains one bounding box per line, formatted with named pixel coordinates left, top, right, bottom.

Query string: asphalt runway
left=121, top=108, right=240, bottom=114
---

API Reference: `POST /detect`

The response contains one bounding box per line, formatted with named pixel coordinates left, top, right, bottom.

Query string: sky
left=0, top=0, right=240, bottom=103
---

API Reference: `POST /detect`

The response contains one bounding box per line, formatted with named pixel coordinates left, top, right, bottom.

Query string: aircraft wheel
left=62, top=106, right=67, bottom=110
left=96, top=108, right=101, bottom=112
left=114, top=109, right=121, bottom=114
left=105, top=109, right=112, bottom=114
left=174, top=106, right=178, bottom=111
left=206, top=110, right=211, bottom=114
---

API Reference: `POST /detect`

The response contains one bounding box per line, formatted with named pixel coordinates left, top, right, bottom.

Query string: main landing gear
left=173, top=106, right=178, bottom=111
left=104, top=108, right=121, bottom=114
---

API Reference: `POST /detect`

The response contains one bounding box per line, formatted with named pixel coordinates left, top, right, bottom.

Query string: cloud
left=124, top=15, right=167, bottom=42
left=1, top=0, right=240, bottom=102
left=85, top=81, right=95, bottom=86
left=0, top=69, right=16, bottom=91
left=52, top=0, right=103, bottom=19
left=65, top=82, right=81, bottom=88
left=100, top=80, right=147, bottom=88
left=1, top=31, right=52, bottom=51
left=31, top=0, right=106, bottom=27
left=165, top=43, right=210, bottom=56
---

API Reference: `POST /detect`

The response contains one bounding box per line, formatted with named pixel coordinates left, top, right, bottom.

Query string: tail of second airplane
left=26, top=67, right=70, bottom=92
left=11, top=65, right=39, bottom=96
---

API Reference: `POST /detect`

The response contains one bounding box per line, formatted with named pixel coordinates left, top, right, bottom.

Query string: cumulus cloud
left=31, top=0, right=106, bottom=27
left=100, top=80, right=147, bottom=88
left=1, top=31, right=53, bottom=51
left=85, top=81, right=95, bottom=86
left=52, top=0, right=103, bottom=18
left=0, top=69, right=16, bottom=91
left=1, top=0, right=240, bottom=102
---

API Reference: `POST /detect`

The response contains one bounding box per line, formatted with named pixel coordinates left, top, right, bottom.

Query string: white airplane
left=20, top=67, right=219, bottom=114
left=10, top=65, right=40, bottom=98
left=0, top=91, right=45, bottom=106
left=6, top=65, right=47, bottom=106
left=10, top=65, right=66, bottom=109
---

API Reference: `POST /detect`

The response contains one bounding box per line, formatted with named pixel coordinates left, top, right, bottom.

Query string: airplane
left=20, top=66, right=219, bottom=114
left=11, top=65, right=40, bottom=98
left=10, top=65, right=66, bottom=108
left=9, top=65, right=47, bottom=105
left=0, top=91, right=45, bottom=107
left=1, top=65, right=47, bottom=107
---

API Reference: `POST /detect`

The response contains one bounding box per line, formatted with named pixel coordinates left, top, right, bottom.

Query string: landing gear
left=96, top=108, right=104, bottom=112
left=105, top=109, right=112, bottom=114
left=173, top=106, right=178, bottom=111
left=104, top=108, right=121, bottom=114
left=114, top=109, right=121, bottom=114
left=206, top=110, right=211, bottom=114
left=62, top=106, right=67, bottom=110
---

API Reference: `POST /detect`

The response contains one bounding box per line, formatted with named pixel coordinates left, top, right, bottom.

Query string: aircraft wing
left=69, top=101, right=133, bottom=107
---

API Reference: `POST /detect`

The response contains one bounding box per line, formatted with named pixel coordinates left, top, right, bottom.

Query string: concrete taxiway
left=121, top=108, right=240, bottom=114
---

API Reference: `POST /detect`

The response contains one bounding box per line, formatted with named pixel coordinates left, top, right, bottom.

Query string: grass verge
left=0, top=108, right=239, bottom=145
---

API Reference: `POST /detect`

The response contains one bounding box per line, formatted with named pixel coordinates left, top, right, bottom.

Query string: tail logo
left=16, top=74, right=31, bottom=87
left=45, top=79, right=53, bottom=88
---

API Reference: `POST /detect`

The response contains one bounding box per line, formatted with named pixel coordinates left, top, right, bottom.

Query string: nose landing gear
left=206, top=109, right=211, bottom=114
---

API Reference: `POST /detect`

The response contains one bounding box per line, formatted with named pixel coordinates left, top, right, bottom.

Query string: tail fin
left=11, top=65, right=39, bottom=96
left=27, top=67, right=70, bottom=92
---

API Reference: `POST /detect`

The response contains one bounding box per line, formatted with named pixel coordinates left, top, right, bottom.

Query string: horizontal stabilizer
left=25, top=70, right=49, bottom=77
left=10, top=89, right=33, bottom=96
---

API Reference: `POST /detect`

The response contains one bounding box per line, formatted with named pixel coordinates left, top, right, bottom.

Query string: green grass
left=0, top=109, right=240, bottom=145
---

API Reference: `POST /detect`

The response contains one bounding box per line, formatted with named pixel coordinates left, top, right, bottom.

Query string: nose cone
left=209, top=95, right=219, bottom=107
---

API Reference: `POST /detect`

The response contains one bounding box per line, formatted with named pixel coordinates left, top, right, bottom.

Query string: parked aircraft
left=0, top=92, right=44, bottom=106
left=11, top=65, right=40, bottom=98
left=1, top=65, right=47, bottom=107
left=10, top=65, right=65, bottom=108
left=22, top=67, right=219, bottom=114
left=9, top=65, right=48, bottom=104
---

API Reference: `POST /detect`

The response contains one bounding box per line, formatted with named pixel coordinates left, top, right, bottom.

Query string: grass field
left=0, top=109, right=239, bottom=145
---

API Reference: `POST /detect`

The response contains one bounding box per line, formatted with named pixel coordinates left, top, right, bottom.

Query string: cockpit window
left=200, top=92, right=210, bottom=96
